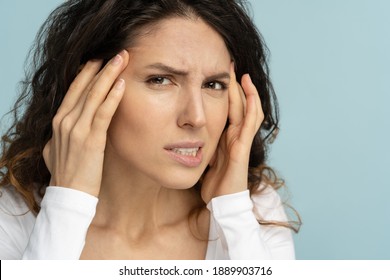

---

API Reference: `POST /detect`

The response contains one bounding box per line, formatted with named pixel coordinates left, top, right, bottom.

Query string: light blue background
left=1, top=1, right=389, bottom=259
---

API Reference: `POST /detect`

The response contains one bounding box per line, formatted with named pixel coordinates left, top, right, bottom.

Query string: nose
left=177, top=87, right=206, bottom=129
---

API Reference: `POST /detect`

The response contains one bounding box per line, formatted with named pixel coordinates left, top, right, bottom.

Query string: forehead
left=128, top=17, right=231, bottom=71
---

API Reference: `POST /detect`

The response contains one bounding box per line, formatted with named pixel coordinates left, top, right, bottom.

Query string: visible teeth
left=172, top=148, right=199, bottom=157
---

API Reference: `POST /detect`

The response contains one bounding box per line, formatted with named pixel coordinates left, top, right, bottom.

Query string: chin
left=157, top=170, right=203, bottom=190
left=162, top=178, right=201, bottom=190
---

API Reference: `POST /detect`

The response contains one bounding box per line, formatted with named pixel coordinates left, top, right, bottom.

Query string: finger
left=247, top=76, right=264, bottom=129
left=240, top=74, right=264, bottom=142
left=78, top=50, right=129, bottom=127
left=228, top=63, right=245, bottom=126
left=73, top=51, right=127, bottom=116
left=60, top=61, right=110, bottom=129
left=254, top=87, right=264, bottom=130
left=90, top=78, right=125, bottom=136
left=237, top=83, right=247, bottom=114
left=52, top=60, right=103, bottom=146
left=56, top=59, right=103, bottom=118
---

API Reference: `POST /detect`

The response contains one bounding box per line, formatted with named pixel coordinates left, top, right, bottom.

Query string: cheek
left=108, top=88, right=172, bottom=145
left=112, top=98, right=140, bottom=130
left=107, top=93, right=148, bottom=148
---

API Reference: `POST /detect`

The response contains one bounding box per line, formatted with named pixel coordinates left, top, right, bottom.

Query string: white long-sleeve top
left=0, top=185, right=295, bottom=259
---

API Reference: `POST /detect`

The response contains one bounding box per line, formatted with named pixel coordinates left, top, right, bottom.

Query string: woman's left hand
left=201, top=64, right=264, bottom=204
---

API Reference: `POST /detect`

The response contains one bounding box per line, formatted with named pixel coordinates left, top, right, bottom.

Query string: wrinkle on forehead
left=127, top=17, right=231, bottom=78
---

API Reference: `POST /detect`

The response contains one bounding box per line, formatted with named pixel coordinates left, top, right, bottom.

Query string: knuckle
left=86, top=83, right=105, bottom=101
left=95, top=107, right=111, bottom=121
left=52, top=115, right=61, bottom=130
left=59, top=115, right=75, bottom=132
left=68, top=78, right=83, bottom=93
left=86, top=88, right=101, bottom=102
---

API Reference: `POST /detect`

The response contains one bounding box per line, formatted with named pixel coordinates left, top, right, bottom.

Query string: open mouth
left=165, top=146, right=203, bottom=167
left=171, top=147, right=199, bottom=157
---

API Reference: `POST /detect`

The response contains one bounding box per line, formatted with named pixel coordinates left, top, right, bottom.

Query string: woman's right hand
left=43, top=50, right=129, bottom=197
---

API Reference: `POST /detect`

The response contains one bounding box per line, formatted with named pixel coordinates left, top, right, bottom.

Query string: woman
left=0, top=0, right=298, bottom=259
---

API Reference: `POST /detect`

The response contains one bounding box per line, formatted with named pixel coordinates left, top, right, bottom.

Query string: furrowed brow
left=145, top=63, right=230, bottom=82
left=205, top=72, right=230, bottom=81
left=146, top=63, right=188, bottom=76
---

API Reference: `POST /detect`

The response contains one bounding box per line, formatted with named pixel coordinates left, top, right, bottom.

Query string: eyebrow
left=145, top=63, right=230, bottom=81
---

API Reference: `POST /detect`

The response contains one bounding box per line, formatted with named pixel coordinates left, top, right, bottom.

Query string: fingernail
left=111, top=53, right=122, bottom=66
left=115, top=78, right=125, bottom=89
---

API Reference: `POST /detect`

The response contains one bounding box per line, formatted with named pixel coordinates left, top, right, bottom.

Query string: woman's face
left=106, top=17, right=231, bottom=189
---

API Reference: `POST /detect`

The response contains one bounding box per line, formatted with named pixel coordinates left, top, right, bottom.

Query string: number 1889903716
left=212, top=266, right=272, bottom=276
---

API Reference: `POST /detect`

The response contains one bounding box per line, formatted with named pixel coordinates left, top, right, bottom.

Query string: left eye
left=147, top=76, right=172, bottom=85
left=204, top=81, right=226, bottom=90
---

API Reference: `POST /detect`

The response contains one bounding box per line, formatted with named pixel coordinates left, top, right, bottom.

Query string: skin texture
left=43, top=17, right=263, bottom=259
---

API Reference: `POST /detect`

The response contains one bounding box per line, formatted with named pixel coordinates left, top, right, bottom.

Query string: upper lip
left=164, top=141, right=205, bottom=150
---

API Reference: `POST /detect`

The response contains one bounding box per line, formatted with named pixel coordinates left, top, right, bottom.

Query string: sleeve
left=22, top=187, right=98, bottom=259
left=0, top=186, right=98, bottom=260
left=207, top=188, right=295, bottom=259
left=0, top=187, right=36, bottom=260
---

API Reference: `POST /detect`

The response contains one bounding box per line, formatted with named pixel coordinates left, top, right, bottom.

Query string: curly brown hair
left=0, top=0, right=300, bottom=232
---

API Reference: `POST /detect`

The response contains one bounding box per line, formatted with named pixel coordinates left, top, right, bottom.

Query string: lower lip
left=165, top=148, right=203, bottom=167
